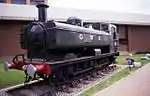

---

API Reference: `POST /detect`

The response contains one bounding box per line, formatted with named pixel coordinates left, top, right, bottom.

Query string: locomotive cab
left=87, top=22, right=119, bottom=54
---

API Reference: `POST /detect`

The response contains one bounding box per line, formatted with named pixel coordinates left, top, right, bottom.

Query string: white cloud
left=48, top=0, right=150, bottom=14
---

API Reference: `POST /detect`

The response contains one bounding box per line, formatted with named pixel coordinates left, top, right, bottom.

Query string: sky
left=48, top=0, right=150, bottom=14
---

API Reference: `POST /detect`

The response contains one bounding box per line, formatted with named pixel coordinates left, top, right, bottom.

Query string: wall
left=0, top=20, right=28, bottom=61
left=128, top=25, right=150, bottom=52
left=117, top=25, right=128, bottom=51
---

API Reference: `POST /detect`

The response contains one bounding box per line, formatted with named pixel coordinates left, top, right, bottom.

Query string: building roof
left=1, top=3, right=150, bottom=25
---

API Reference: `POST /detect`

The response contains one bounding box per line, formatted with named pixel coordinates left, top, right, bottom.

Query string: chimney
left=36, top=4, right=49, bottom=22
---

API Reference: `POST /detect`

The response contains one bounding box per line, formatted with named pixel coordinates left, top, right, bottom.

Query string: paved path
left=94, top=63, right=150, bottom=96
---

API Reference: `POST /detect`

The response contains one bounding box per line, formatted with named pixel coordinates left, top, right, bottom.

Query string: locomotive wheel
left=62, top=53, right=77, bottom=80
left=61, top=53, right=77, bottom=81
left=52, top=53, right=77, bottom=84
left=64, top=53, right=77, bottom=76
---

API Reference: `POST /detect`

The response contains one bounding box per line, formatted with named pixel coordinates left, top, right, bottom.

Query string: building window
left=30, top=0, right=44, bottom=5
left=11, top=0, right=26, bottom=4
left=0, top=0, right=4, bottom=3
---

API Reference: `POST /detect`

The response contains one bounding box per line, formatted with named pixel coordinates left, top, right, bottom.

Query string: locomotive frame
left=4, top=4, right=119, bottom=83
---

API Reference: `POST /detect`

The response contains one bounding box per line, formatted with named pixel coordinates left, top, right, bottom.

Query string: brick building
left=0, top=0, right=150, bottom=59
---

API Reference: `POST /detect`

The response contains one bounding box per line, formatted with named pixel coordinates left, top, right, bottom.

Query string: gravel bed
left=55, top=65, right=126, bottom=96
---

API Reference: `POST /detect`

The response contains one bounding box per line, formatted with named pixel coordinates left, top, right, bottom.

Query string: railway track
left=0, top=64, right=123, bottom=96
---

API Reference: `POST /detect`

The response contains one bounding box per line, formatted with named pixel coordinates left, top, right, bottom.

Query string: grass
left=79, top=68, right=130, bottom=96
left=116, top=54, right=147, bottom=64
left=79, top=54, right=150, bottom=96
left=0, top=60, right=24, bottom=88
